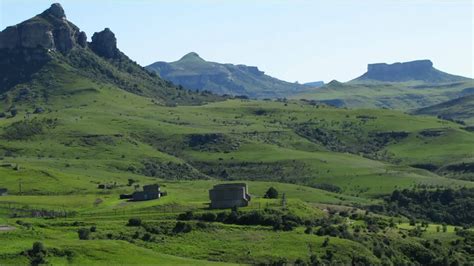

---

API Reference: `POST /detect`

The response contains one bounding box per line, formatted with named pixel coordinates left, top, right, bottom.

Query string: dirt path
left=0, top=225, right=15, bottom=231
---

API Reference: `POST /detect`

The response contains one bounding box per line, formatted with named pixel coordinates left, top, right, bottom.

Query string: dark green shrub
left=77, top=228, right=90, bottom=240
left=177, top=211, right=194, bottom=221
left=173, top=222, right=192, bottom=234
left=142, top=233, right=152, bottom=241
left=200, top=212, right=217, bottom=222
left=127, top=218, right=142, bottom=226
left=264, top=187, right=279, bottom=199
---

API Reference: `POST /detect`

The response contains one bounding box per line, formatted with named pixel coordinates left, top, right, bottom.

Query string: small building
left=0, top=188, right=7, bottom=196
left=132, top=184, right=160, bottom=201
left=209, top=183, right=251, bottom=209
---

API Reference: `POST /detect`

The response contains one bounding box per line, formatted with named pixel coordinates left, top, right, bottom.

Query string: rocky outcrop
left=90, top=28, right=119, bottom=59
left=0, top=3, right=87, bottom=53
left=42, top=3, right=66, bottom=19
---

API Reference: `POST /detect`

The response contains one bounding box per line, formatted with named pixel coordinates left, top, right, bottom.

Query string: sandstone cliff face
left=0, top=3, right=87, bottom=53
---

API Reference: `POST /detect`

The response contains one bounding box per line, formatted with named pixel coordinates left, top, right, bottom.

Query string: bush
left=172, top=222, right=192, bottom=234
left=142, top=233, right=152, bottom=242
left=177, top=211, right=194, bottom=221
left=90, top=226, right=97, bottom=232
left=127, top=218, right=142, bottom=226
left=322, top=237, right=330, bottom=247
left=200, top=212, right=217, bottom=222
left=77, top=228, right=90, bottom=240
left=264, top=187, right=279, bottom=199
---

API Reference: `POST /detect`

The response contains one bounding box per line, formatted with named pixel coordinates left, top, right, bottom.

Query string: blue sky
left=1, top=0, right=472, bottom=82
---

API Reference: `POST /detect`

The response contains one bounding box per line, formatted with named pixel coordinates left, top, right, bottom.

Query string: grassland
left=0, top=53, right=473, bottom=264
left=293, top=80, right=474, bottom=110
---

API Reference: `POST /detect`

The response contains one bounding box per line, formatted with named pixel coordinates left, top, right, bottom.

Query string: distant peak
left=42, top=3, right=66, bottom=19
left=327, top=80, right=342, bottom=86
left=179, top=52, right=205, bottom=61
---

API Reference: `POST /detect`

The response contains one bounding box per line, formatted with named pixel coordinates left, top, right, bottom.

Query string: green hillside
left=293, top=79, right=474, bottom=110
left=146, top=52, right=309, bottom=98
left=414, top=94, right=474, bottom=126
left=2, top=53, right=473, bottom=263
left=0, top=3, right=473, bottom=265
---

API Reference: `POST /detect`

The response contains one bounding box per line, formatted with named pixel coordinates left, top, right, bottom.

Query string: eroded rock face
left=77, top=31, right=87, bottom=48
left=0, top=3, right=86, bottom=53
left=90, top=28, right=119, bottom=59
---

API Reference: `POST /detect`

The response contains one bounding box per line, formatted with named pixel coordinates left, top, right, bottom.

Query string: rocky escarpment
left=353, top=60, right=468, bottom=83
left=0, top=3, right=87, bottom=53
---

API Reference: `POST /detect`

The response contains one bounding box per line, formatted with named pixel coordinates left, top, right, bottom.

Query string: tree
left=264, top=187, right=279, bottom=199
left=28, top=241, right=47, bottom=266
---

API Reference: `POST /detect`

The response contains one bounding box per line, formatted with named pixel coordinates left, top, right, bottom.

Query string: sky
left=0, top=0, right=472, bottom=82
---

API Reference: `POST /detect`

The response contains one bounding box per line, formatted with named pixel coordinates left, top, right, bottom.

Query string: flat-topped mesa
left=367, top=60, right=433, bottom=74
left=0, top=3, right=87, bottom=53
left=351, top=59, right=467, bottom=83
left=90, top=28, right=120, bottom=59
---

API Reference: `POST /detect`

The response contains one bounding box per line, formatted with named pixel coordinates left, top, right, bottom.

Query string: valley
left=0, top=2, right=473, bottom=265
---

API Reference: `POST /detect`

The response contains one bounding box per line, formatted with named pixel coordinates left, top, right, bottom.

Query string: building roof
left=212, top=183, right=247, bottom=189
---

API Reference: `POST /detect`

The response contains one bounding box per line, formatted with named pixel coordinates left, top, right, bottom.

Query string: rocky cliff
left=0, top=3, right=87, bottom=53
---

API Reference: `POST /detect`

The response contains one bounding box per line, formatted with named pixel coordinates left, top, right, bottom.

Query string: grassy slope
left=0, top=64, right=473, bottom=196
left=414, top=94, right=474, bottom=125
left=0, top=59, right=473, bottom=264
left=292, top=80, right=474, bottom=110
